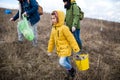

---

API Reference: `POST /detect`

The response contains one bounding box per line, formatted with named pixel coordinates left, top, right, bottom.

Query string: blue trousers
left=59, top=57, right=72, bottom=70
left=72, top=29, right=82, bottom=50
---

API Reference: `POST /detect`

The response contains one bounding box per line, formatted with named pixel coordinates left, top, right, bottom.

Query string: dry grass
left=0, top=8, right=120, bottom=80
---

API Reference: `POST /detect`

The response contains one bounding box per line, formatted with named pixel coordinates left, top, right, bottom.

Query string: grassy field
left=0, top=8, right=120, bottom=80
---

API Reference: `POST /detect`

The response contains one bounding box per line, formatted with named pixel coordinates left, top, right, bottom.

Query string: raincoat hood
left=53, top=10, right=65, bottom=27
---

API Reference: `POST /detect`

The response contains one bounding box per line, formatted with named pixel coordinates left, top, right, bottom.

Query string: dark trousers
left=72, top=29, right=82, bottom=50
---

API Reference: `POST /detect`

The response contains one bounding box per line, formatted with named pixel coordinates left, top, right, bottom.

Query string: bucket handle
left=75, top=54, right=88, bottom=60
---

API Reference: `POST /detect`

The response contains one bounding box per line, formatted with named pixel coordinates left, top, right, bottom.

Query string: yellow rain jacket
left=47, top=10, right=80, bottom=57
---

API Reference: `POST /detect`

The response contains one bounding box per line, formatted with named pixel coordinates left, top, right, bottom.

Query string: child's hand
left=74, top=51, right=82, bottom=59
left=48, top=53, right=52, bottom=56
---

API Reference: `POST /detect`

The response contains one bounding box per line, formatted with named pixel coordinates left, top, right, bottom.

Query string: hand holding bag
left=18, top=15, right=34, bottom=41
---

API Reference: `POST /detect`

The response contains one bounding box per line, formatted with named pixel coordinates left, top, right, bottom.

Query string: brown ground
left=0, top=8, right=120, bottom=80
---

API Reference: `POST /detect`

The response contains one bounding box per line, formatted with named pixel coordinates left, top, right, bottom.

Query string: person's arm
left=63, top=26, right=80, bottom=53
left=72, top=5, right=80, bottom=28
left=47, top=29, right=55, bottom=53
left=26, top=0, right=38, bottom=15
left=12, top=11, right=19, bottom=21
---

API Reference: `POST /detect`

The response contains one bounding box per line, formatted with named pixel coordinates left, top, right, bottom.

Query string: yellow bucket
left=75, top=53, right=89, bottom=71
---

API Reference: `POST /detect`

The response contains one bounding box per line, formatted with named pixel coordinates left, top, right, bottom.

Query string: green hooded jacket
left=65, top=1, right=80, bottom=30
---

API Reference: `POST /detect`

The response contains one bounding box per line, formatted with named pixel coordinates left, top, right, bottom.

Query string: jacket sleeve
left=26, top=0, right=38, bottom=15
left=47, top=29, right=55, bottom=53
left=13, top=11, right=19, bottom=21
left=72, top=5, right=80, bottom=27
left=63, top=26, right=80, bottom=53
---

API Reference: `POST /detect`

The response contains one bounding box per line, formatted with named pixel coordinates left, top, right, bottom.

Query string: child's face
left=51, top=15, right=57, bottom=25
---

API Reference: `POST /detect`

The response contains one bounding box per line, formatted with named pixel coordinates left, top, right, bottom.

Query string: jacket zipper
left=57, top=30, right=59, bottom=37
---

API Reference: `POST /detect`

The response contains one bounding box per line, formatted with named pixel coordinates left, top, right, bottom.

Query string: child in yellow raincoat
left=47, top=10, right=81, bottom=79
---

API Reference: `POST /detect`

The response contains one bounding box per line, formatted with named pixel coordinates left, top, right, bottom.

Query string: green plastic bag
left=18, top=15, right=34, bottom=41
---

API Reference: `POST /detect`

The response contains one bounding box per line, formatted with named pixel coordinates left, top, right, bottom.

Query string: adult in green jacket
left=63, top=0, right=82, bottom=50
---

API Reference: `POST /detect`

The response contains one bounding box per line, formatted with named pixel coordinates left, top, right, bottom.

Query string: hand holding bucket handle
left=75, top=51, right=88, bottom=60
left=75, top=51, right=82, bottom=60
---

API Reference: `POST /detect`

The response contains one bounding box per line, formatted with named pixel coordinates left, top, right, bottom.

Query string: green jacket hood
left=71, top=0, right=76, bottom=2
